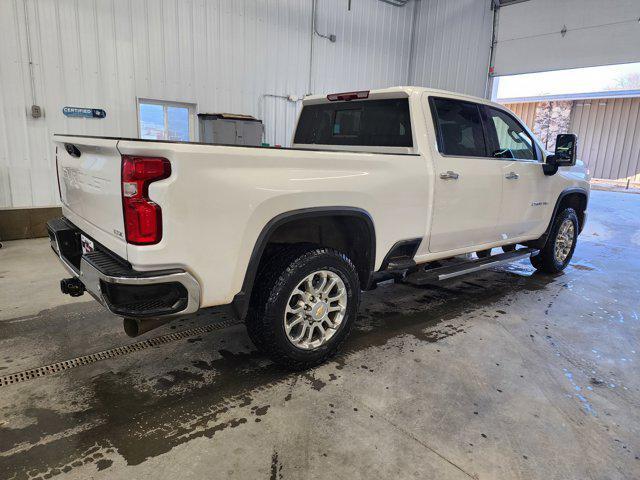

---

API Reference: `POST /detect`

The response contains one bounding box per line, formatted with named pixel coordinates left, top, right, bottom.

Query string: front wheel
left=245, top=246, right=360, bottom=370
left=530, top=208, right=579, bottom=274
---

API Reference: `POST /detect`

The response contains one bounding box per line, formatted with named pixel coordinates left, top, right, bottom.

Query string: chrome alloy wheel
left=554, top=218, right=575, bottom=263
left=284, top=270, right=347, bottom=350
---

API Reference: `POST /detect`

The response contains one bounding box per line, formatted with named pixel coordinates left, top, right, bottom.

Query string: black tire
left=502, top=244, right=516, bottom=253
left=530, top=207, right=579, bottom=274
left=245, top=246, right=360, bottom=370
left=476, top=249, right=492, bottom=258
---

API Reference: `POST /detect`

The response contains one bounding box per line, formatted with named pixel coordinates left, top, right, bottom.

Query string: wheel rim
left=284, top=270, right=347, bottom=351
left=554, top=218, right=575, bottom=263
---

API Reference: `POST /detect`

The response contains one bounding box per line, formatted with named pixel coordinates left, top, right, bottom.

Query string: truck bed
left=54, top=134, right=419, bottom=155
left=53, top=133, right=428, bottom=307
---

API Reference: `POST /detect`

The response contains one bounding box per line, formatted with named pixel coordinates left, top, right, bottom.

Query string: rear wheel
left=245, top=246, right=360, bottom=370
left=530, top=208, right=578, bottom=274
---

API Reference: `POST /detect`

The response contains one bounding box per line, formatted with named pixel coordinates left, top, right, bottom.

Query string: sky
left=495, top=62, right=640, bottom=100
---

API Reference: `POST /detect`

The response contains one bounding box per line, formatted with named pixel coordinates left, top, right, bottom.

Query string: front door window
left=485, top=107, right=536, bottom=160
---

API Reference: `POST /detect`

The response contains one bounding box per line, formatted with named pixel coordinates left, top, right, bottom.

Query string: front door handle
left=439, top=171, right=459, bottom=180
left=505, top=171, right=519, bottom=180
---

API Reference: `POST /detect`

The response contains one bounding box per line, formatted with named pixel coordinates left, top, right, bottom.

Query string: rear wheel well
left=233, top=209, right=375, bottom=320
left=261, top=214, right=374, bottom=289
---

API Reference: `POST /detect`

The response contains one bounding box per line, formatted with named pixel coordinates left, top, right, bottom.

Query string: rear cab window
left=293, top=98, right=413, bottom=149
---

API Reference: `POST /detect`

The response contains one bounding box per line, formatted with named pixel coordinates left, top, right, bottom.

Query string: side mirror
left=544, top=133, right=577, bottom=175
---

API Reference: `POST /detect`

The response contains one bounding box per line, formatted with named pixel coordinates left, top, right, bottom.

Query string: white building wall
left=409, top=0, right=493, bottom=98
left=0, top=0, right=492, bottom=209
left=311, top=0, right=414, bottom=94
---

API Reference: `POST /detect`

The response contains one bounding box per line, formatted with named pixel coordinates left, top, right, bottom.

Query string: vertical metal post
left=308, top=0, right=315, bottom=95
left=163, top=105, right=169, bottom=140
left=23, top=0, right=38, bottom=111
left=485, top=1, right=500, bottom=99
left=406, top=0, right=420, bottom=85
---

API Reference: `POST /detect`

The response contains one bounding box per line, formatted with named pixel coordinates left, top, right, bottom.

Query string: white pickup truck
left=48, top=86, right=589, bottom=369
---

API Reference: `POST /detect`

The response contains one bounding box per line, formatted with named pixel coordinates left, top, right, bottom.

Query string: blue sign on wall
left=62, top=107, right=106, bottom=119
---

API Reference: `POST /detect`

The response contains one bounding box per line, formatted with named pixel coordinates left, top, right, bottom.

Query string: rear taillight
left=121, top=155, right=171, bottom=245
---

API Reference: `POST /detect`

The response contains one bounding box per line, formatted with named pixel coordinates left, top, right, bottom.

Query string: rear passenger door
left=482, top=106, right=549, bottom=239
left=427, top=97, right=503, bottom=253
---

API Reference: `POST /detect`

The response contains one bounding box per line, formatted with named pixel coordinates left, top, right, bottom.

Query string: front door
left=427, top=97, right=503, bottom=253
left=482, top=106, right=550, bottom=239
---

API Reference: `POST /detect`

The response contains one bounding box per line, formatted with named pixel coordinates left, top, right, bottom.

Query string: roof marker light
left=327, top=90, right=370, bottom=101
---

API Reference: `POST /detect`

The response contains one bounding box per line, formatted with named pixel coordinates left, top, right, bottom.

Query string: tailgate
left=54, top=135, right=127, bottom=259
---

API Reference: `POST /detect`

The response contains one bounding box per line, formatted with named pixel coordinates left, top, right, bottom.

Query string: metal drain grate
left=0, top=318, right=241, bottom=387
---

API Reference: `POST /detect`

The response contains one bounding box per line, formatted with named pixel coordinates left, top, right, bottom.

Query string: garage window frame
left=136, top=98, right=198, bottom=142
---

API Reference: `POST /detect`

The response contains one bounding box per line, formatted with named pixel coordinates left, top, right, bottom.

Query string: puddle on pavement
left=572, top=263, right=594, bottom=271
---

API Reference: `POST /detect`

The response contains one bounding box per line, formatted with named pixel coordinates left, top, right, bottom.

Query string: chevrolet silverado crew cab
left=48, top=87, right=589, bottom=369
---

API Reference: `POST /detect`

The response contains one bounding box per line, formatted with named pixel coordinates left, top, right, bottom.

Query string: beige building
left=503, top=92, right=640, bottom=186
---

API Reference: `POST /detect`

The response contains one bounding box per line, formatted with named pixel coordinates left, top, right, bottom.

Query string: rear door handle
left=505, top=171, right=519, bottom=180
left=439, top=171, right=459, bottom=180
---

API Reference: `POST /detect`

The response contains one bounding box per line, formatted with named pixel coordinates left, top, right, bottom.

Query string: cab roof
left=303, top=86, right=500, bottom=109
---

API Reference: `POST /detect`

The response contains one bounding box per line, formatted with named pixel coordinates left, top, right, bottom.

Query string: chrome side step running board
left=403, top=248, right=539, bottom=286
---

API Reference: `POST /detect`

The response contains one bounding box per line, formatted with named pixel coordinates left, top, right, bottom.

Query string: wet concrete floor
left=0, top=190, right=639, bottom=479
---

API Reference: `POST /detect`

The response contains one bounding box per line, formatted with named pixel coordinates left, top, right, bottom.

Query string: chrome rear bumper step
left=47, top=217, right=201, bottom=318
left=404, top=248, right=539, bottom=286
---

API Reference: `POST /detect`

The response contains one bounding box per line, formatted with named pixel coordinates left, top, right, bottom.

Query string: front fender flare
left=528, top=188, right=589, bottom=248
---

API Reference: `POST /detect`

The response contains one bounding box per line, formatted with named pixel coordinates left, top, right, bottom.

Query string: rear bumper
left=47, top=218, right=200, bottom=318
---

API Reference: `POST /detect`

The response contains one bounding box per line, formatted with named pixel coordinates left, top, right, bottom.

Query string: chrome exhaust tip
left=123, top=317, right=171, bottom=337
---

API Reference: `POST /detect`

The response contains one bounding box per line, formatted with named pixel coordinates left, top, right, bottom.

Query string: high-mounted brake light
left=326, top=90, right=370, bottom=101
left=121, top=155, right=171, bottom=245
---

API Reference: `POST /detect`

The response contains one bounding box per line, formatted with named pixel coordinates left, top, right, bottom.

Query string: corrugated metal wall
left=572, top=97, right=640, bottom=182
left=505, top=102, right=537, bottom=131
left=0, top=0, right=493, bottom=208
left=311, top=0, right=414, bottom=94
left=505, top=98, right=640, bottom=183
left=409, top=0, right=493, bottom=98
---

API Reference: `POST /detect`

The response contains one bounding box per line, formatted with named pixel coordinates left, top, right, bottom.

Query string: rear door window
left=430, top=97, right=487, bottom=157
left=293, top=98, right=413, bottom=147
